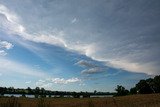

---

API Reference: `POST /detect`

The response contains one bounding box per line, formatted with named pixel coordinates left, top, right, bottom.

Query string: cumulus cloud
left=0, top=1, right=160, bottom=75
left=51, top=77, right=81, bottom=84
left=36, top=77, right=81, bottom=88
left=35, top=77, right=81, bottom=90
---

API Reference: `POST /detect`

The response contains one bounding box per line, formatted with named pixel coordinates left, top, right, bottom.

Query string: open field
left=0, top=94, right=160, bottom=107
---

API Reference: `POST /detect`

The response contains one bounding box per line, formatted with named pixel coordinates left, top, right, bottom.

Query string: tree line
left=115, top=75, right=160, bottom=96
left=0, top=86, right=114, bottom=98
left=1, top=75, right=160, bottom=98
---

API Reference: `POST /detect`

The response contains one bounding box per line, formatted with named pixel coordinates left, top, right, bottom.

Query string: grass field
left=0, top=94, right=160, bottom=107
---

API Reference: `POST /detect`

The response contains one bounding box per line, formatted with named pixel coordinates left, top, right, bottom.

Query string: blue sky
left=0, top=0, right=160, bottom=92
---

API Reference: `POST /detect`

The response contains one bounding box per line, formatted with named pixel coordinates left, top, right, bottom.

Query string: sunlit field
left=1, top=94, right=160, bottom=107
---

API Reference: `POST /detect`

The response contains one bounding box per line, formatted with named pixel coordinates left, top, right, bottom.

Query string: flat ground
left=0, top=94, right=160, bottom=107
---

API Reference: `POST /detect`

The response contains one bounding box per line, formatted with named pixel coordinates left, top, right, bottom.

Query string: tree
left=115, top=85, right=129, bottom=96
left=0, top=87, right=6, bottom=96
left=153, top=75, right=160, bottom=93
left=27, top=87, right=32, bottom=94
left=136, top=80, right=153, bottom=94
left=35, top=87, right=40, bottom=94
left=130, top=87, right=137, bottom=94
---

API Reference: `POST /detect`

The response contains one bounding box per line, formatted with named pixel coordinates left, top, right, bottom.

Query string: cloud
left=51, top=77, right=81, bottom=84
left=0, top=50, right=7, bottom=56
left=0, top=4, right=25, bottom=35
left=0, top=40, right=13, bottom=56
left=25, top=81, right=31, bottom=84
left=36, top=77, right=81, bottom=87
left=75, top=60, right=106, bottom=74
left=35, top=77, right=81, bottom=89
left=75, top=60, right=97, bottom=68
left=0, top=1, right=160, bottom=75
left=81, top=67, right=104, bottom=74
left=0, top=4, right=66, bottom=48
left=0, top=40, right=13, bottom=49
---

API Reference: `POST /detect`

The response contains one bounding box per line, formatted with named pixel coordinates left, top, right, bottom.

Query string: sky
left=0, top=0, right=160, bottom=92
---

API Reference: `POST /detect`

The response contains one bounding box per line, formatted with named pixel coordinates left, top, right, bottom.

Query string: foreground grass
left=0, top=94, right=160, bottom=107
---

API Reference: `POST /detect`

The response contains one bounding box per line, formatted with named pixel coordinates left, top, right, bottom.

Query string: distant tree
left=27, top=87, right=32, bottom=94
left=0, top=87, right=5, bottom=96
left=94, top=90, right=97, bottom=94
left=72, top=92, right=80, bottom=98
left=35, top=87, right=40, bottom=98
left=35, top=87, right=40, bottom=94
left=115, top=85, right=129, bottom=96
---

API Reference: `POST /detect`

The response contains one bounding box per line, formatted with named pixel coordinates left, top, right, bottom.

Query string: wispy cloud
left=76, top=60, right=106, bottom=74
left=75, top=60, right=97, bottom=68
left=0, top=1, right=160, bottom=76
left=81, top=67, right=104, bottom=74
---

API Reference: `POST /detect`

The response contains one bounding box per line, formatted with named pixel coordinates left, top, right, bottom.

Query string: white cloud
left=36, top=77, right=81, bottom=86
left=25, top=81, right=31, bottom=84
left=51, top=77, right=81, bottom=84
left=0, top=4, right=25, bottom=35
left=81, top=67, right=104, bottom=74
left=0, top=4, right=66, bottom=48
left=0, top=40, right=13, bottom=56
left=0, top=41, right=14, bottom=50
left=0, top=50, right=7, bottom=56
left=35, top=77, right=81, bottom=89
